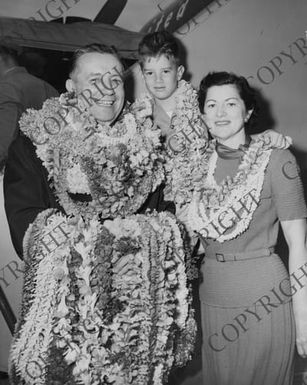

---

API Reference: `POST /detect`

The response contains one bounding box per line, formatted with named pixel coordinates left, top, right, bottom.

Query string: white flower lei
left=135, top=80, right=207, bottom=148
left=187, top=138, right=272, bottom=242
left=169, top=80, right=208, bottom=149
left=10, top=212, right=72, bottom=384
left=160, top=80, right=208, bottom=208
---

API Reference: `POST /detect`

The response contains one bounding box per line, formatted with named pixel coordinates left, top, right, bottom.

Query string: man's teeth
left=97, top=100, right=114, bottom=106
left=215, top=121, right=230, bottom=125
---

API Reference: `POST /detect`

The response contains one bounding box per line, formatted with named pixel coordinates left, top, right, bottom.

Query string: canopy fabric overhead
left=0, top=17, right=145, bottom=59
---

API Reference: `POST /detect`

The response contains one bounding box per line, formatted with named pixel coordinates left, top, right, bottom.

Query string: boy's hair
left=138, top=31, right=180, bottom=68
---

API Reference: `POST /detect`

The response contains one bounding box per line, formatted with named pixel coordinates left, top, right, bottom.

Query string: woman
left=187, top=71, right=307, bottom=385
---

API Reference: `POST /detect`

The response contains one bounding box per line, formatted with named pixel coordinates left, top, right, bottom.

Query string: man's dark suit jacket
left=4, top=134, right=175, bottom=259
left=0, top=66, right=58, bottom=165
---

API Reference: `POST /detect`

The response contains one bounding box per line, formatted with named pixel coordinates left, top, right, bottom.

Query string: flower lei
left=9, top=211, right=70, bottom=385
left=163, top=80, right=209, bottom=208
left=134, top=80, right=209, bottom=232
left=9, top=211, right=196, bottom=385
left=168, top=80, right=208, bottom=149
left=19, top=92, right=165, bottom=219
left=135, top=80, right=207, bottom=151
left=187, top=137, right=273, bottom=242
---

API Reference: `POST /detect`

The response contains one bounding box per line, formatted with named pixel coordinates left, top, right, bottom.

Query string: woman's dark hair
left=198, top=72, right=258, bottom=129
left=138, top=30, right=180, bottom=68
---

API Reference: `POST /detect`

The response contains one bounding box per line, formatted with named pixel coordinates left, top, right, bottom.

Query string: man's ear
left=177, top=65, right=185, bottom=81
left=65, top=79, right=75, bottom=93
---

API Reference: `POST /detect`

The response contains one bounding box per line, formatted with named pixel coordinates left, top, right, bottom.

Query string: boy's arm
left=137, top=183, right=175, bottom=215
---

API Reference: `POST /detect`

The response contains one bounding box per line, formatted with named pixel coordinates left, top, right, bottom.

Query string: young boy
left=137, top=30, right=206, bottom=153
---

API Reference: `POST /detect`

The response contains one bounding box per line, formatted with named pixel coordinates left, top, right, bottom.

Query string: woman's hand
left=281, top=218, right=307, bottom=358
left=295, top=312, right=307, bottom=358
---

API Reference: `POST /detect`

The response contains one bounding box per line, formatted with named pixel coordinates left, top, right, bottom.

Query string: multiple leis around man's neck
left=19, top=92, right=165, bottom=219
left=187, top=137, right=273, bottom=242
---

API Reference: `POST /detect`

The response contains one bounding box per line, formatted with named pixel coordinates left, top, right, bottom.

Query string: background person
left=0, top=44, right=58, bottom=169
left=187, top=71, right=307, bottom=385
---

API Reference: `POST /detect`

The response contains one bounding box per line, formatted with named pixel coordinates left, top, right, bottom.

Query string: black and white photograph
left=0, top=0, right=306, bottom=384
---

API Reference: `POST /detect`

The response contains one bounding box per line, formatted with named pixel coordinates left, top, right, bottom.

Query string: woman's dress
left=200, top=148, right=307, bottom=385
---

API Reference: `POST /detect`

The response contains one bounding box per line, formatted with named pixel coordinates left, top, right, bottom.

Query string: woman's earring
left=245, top=111, right=253, bottom=123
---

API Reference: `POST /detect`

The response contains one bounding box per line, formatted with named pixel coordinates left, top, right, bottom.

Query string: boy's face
left=142, top=55, right=184, bottom=101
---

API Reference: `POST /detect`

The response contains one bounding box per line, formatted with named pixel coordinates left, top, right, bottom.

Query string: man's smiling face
left=68, top=52, right=125, bottom=124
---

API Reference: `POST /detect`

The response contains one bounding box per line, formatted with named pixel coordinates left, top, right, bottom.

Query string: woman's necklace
left=187, top=138, right=272, bottom=242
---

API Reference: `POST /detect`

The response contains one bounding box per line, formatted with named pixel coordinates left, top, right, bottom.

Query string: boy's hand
left=260, top=129, right=293, bottom=149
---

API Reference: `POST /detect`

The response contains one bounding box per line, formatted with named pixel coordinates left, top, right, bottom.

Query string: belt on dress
left=205, top=247, right=275, bottom=262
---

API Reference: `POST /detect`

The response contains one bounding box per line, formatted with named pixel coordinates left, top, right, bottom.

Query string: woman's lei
left=187, top=137, right=273, bottom=242
left=10, top=211, right=196, bottom=385
left=19, top=92, right=165, bottom=219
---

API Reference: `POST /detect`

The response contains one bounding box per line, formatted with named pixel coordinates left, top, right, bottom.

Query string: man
left=6, top=44, right=192, bottom=385
left=4, top=44, right=173, bottom=259
left=0, top=44, right=58, bottom=168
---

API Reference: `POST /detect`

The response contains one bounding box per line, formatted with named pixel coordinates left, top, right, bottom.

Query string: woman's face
left=203, top=84, right=252, bottom=147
